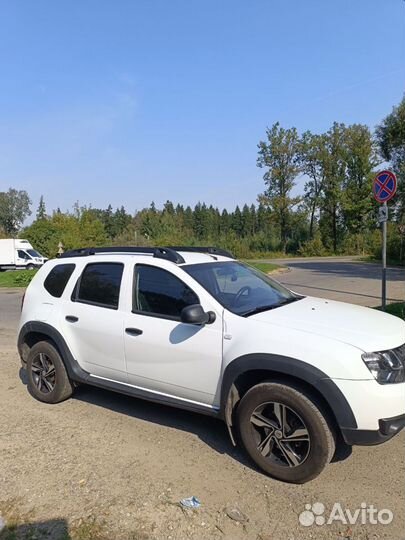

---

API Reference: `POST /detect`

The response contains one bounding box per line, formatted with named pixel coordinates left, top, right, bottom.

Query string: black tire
left=237, top=382, right=335, bottom=484
left=26, top=264, right=35, bottom=271
left=26, top=341, right=74, bottom=404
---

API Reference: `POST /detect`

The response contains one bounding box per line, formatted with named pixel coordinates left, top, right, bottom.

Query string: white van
left=0, top=239, right=47, bottom=270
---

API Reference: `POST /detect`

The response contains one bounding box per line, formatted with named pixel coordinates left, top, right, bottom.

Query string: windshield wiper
left=241, top=296, right=302, bottom=317
left=241, top=305, right=278, bottom=317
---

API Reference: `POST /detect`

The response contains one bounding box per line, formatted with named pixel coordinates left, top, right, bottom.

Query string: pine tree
left=36, top=195, right=47, bottom=220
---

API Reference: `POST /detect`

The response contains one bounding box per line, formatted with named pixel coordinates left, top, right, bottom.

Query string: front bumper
left=342, top=413, right=405, bottom=446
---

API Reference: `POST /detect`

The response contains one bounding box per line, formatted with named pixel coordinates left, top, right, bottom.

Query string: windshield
left=183, top=261, right=302, bottom=316
left=27, top=249, right=41, bottom=258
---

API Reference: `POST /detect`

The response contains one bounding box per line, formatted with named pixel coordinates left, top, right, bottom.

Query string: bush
left=372, top=223, right=404, bottom=264
left=339, top=230, right=381, bottom=256
left=13, top=270, right=37, bottom=286
left=298, top=233, right=328, bottom=256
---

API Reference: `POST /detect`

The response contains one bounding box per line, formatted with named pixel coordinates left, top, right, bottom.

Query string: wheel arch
left=18, top=321, right=89, bottom=383
left=220, top=353, right=357, bottom=445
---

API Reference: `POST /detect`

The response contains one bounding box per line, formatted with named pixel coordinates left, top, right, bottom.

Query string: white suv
left=18, top=247, right=405, bottom=483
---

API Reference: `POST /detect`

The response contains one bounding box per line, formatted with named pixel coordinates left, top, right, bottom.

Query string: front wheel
left=26, top=264, right=36, bottom=270
left=237, top=382, right=335, bottom=483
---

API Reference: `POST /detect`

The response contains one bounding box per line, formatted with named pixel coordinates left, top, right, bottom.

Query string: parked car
left=18, top=246, right=405, bottom=483
left=0, top=239, right=47, bottom=271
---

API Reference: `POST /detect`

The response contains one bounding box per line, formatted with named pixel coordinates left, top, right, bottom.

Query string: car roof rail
left=167, top=246, right=234, bottom=259
left=59, top=246, right=185, bottom=264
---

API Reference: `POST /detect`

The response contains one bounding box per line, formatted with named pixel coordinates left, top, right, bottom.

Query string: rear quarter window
left=44, top=264, right=76, bottom=298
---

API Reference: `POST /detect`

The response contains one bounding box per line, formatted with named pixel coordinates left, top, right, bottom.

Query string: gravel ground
left=0, top=288, right=404, bottom=540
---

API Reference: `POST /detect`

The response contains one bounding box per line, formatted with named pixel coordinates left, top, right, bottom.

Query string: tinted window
left=17, top=250, right=29, bottom=259
left=44, top=264, right=76, bottom=298
left=76, top=263, right=123, bottom=309
left=27, top=249, right=40, bottom=257
left=134, top=265, right=199, bottom=319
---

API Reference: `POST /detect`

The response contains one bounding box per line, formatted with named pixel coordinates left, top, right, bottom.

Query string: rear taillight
left=21, top=292, right=26, bottom=311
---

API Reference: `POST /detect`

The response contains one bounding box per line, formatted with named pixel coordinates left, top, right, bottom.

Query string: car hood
left=250, top=296, right=405, bottom=352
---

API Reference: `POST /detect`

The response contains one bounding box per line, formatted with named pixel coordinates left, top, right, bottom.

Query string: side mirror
left=181, top=304, right=216, bottom=325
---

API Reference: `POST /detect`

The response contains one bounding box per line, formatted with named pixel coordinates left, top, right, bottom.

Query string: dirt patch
left=0, top=291, right=404, bottom=539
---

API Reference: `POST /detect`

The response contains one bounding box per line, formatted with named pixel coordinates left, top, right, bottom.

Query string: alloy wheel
left=31, top=353, right=56, bottom=393
left=250, top=401, right=310, bottom=467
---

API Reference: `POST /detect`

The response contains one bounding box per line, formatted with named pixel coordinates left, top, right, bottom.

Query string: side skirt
left=84, top=373, right=221, bottom=418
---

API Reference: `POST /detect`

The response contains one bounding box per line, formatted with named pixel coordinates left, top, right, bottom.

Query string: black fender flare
left=220, top=353, right=357, bottom=440
left=18, top=321, right=90, bottom=383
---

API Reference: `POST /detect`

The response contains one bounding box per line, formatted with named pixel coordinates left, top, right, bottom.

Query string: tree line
left=1, top=96, right=404, bottom=262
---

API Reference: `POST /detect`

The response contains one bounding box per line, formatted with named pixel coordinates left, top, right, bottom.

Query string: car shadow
left=73, top=383, right=246, bottom=461
left=0, top=518, right=69, bottom=540
left=71, top=382, right=352, bottom=474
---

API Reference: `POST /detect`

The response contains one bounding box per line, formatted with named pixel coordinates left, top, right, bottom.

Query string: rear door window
left=44, top=264, right=76, bottom=298
left=74, top=262, right=124, bottom=309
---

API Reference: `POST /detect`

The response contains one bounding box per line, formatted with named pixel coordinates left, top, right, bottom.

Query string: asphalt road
left=268, top=256, right=405, bottom=307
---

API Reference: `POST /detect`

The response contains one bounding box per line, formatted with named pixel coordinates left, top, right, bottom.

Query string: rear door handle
left=125, top=327, right=143, bottom=336
left=65, top=315, right=79, bottom=323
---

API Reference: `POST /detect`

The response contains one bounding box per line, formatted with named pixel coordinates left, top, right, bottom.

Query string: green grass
left=379, top=302, right=405, bottom=319
left=246, top=261, right=284, bottom=273
left=0, top=270, right=37, bottom=288
left=360, top=256, right=405, bottom=267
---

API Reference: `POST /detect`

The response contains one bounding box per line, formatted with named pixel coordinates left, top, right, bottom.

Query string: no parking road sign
left=373, top=170, right=397, bottom=311
left=373, top=170, right=397, bottom=203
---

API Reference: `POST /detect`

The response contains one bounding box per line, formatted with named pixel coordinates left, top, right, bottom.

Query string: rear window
left=74, top=262, right=123, bottom=309
left=44, top=264, right=76, bottom=298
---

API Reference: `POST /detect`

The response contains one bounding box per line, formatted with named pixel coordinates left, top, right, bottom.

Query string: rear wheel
left=237, top=382, right=335, bottom=483
left=26, top=341, right=74, bottom=403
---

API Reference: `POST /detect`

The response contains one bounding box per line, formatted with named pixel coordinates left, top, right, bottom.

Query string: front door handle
left=125, top=327, right=143, bottom=336
left=65, top=315, right=79, bottom=323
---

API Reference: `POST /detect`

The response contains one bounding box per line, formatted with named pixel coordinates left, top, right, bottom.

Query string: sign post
left=381, top=203, right=387, bottom=309
left=373, top=170, right=397, bottom=311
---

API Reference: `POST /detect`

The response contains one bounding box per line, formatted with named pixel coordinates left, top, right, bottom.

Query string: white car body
left=18, top=248, right=405, bottom=455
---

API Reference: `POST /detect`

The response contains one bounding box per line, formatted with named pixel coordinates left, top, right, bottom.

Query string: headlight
left=362, top=349, right=405, bottom=384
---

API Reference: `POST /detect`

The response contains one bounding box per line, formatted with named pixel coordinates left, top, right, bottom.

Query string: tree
left=112, top=206, right=132, bottom=237
left=23, top=218, right=58, bottom=257
left=232, top=205, right=243, bottom=236
left=376, top=96, right=405, bottom=220
left=102, top=204, right=115, bottom=238
left=341, top=124, right=379, bottom=239
left=299, top=131, right=328, bottom=239
left=193, top=202, right=207, bottom=239
left=23, top=209, right=107, bottom=257
left=0, top=188, right=32, bottom=236
left=319, top=123, right=346, bottom=252
left=36, top=195, right=47, bottom=220
left=220, top=209, right=231, bottom=234
left=257, top=123, right=301, bottom=252
left=163, top=200, right=175, bottom=215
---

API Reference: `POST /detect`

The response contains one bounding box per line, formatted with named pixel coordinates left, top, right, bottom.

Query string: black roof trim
left=59, top=247, right=185, bottom=264
left=58, top=246, right=234, bottom=264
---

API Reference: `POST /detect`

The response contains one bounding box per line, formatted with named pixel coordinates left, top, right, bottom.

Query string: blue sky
left=0, top=0, right=404, bottom=216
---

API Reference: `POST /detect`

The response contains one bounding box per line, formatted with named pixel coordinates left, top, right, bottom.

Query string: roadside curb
left=0, top=287, right=25, bottom=292
left=269, top=266, right=291, bottom=276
